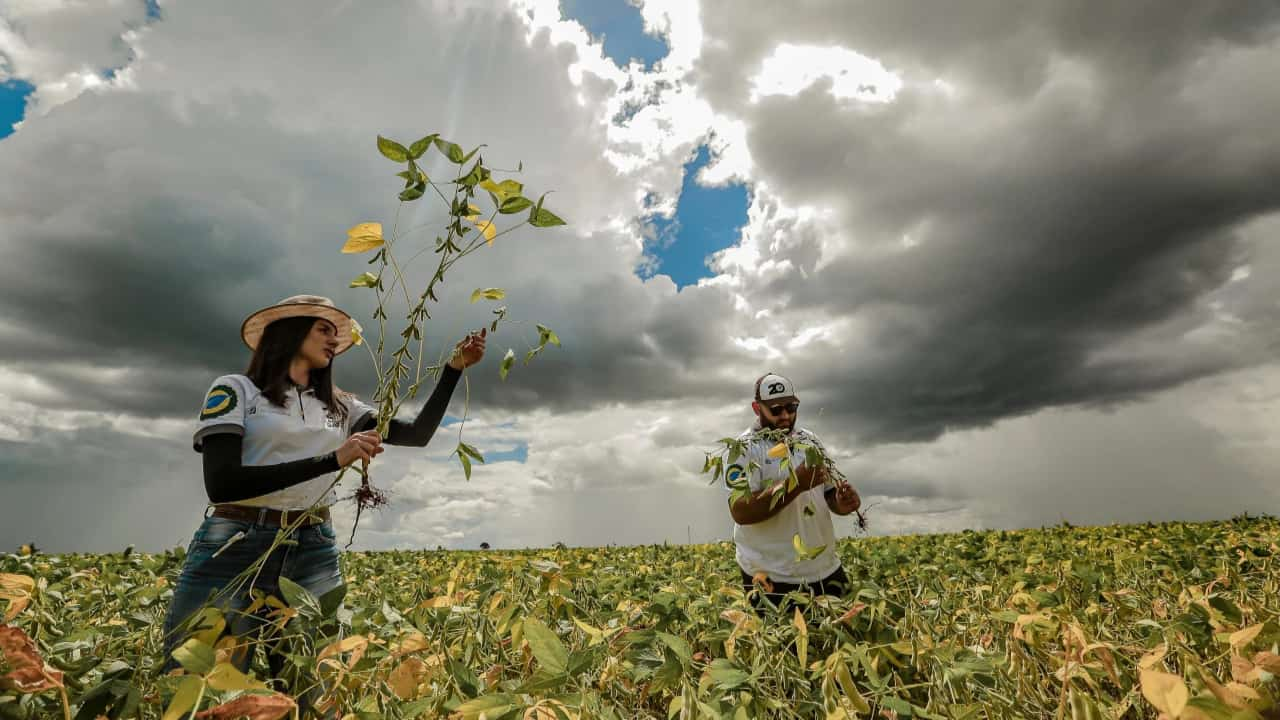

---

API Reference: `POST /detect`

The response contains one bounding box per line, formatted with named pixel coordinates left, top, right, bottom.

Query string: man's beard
left=759, top=415, right=795, bottom=433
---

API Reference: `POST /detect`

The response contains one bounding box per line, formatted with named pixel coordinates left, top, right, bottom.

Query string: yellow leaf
left=1139, top=643, right=1169, bottom=670
left=464, top=203, right=482, bottom=221
left=831, top=656, right=871, bottom=713
left=387, top=657, right=427, bottom=700
left=1140, top=669, right=1188, bottom=718
left=524, top=700, right=578, bottom=720
left=1229, top=624, right=1264, bottom=650
left=161, top=675, right=204, bottom=720
left=573, top=618, right=605, bottom=647
left=474, top=220, right=497, bottom=245
left=191, top=608, right=226, bottom=647
left=1231, top=655, right=1260, bottom=684
left=341, top=223, right=384, bottom=254
left=390, top=631, right=430, bottom=657
left=792, top=608, right=808, bottom=668
left=792, top=534, right=827, bottom=561
left=350, top=319, right=363, bottom=347
left=1253, top=651, right=1280, bottom=673
left=0, top=574, right=34, bottom=622
left=767, top=443, right=788, bottom=459
left=206, top=662, right=268, bottom=692
left=317, top=635, right=369, bottom=674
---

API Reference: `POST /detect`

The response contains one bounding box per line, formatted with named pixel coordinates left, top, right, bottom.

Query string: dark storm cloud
left=697, top=1, right=1280, bottom=442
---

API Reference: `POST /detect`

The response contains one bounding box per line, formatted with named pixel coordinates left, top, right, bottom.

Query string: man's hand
left=831, top=482, right=861, bottom=515
left=448, top=328, right=487, bottom=370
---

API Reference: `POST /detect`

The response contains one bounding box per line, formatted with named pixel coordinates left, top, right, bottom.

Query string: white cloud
left=2, top=0, right=1279, bottom=553
left=749, top=43, right=903, bottom=104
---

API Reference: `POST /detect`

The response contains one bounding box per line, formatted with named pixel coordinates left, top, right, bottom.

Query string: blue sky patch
left=644, top=144, right=751, bottom=288
left=486, top=442, right=529, bottom=464
left=0, top=79, right=34, bottom=139
left=561, top=0, right=668, bottom=70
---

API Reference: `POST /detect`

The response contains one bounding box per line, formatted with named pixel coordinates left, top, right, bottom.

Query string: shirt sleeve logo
left=725, top=463, right=746, bottom=489
left=201, top=385, right=238, bottom=420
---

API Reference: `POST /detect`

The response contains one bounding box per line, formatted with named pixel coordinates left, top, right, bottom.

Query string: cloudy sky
left=1, top=0, right=1278, bottom=553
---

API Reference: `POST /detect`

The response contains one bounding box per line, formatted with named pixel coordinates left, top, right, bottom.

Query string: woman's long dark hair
left=245, top=316, right=348, bottom=425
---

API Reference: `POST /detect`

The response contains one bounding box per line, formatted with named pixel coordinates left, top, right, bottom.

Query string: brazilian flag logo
left=725, top=463, right=746, bottom=489
left=201, top=385, right=237, bottom=420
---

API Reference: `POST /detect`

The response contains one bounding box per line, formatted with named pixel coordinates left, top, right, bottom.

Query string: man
left=725, top=373, right=860, bottom=611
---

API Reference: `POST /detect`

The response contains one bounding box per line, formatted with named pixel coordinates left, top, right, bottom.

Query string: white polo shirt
left=193, top=374, right=376, bottom=510
left=727, top=426, right=841, bottom=584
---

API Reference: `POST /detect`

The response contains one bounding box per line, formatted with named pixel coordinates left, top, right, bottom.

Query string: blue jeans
left=161, top=514, right=343, bottom=672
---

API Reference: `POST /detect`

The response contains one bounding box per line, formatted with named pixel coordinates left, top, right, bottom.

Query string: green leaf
left=536, top=324, right=561, bottom=347
left=457, top=449, right=472, bottom=481
left=452, top=694, right=518, bottom=720
left=521, top=618, right=569, bottom=675
left=499, top=349, right=515, bottom=381
left=656, top=632, right=692, bottom=666
left=707, top=659, right=751, bottom=690
left=469, top=287, right=506, bottom=303
left=397, top=168, right=429, bottom=184
left=529, top=205, right=566, bottom=228
left=399, top=184, right=425, bottom=201
left=498, top=195, right=533, bottom=214
left=434, top=137, right=465, bottom=163
left=409, top=133, right=437, bottom=159
left=458, top=442, right=485, bottom=462
left=318, top=583, right=347, bottom=618
left=377, top=135, right=410, bottom=162
left=446, top=657, right=481, bottom=698
left=400, top=698, right=437, bottom=720
left=171, top=638, right=215, bottom=676
left=278, top=576, right=321, bottom=617
left=349, top=272, right=378, bottom=289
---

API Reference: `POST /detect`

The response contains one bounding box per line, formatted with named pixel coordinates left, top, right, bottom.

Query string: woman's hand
left=336, top=430, right=384, bottom=468
left=448, top=328, right=487, bottom=370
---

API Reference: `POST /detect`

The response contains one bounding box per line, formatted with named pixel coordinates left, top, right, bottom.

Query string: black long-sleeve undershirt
left=350, top=365, right=460, bottom=445
left=201, top=366, right=461, bottom=504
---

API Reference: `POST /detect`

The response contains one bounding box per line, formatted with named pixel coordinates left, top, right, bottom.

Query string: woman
left=160, top=294, right=485, bottom=673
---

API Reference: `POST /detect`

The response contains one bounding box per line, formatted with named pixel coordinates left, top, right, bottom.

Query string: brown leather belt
left=210, top=504, right=330, bottom=527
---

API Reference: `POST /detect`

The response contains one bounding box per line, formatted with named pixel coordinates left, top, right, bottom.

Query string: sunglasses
left=764, top=402, right=799, bottom=415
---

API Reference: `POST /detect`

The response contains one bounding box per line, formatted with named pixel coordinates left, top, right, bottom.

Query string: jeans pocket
left=192, top=517, right=252, bottom=548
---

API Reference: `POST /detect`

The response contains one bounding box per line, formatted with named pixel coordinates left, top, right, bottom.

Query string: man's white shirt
left=726, top=426, right=841, bottom=584
left=193, top=374, right=375, bottom=510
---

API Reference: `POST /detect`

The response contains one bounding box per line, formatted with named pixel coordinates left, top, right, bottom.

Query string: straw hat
left=240, top=294, right=355, bottom=354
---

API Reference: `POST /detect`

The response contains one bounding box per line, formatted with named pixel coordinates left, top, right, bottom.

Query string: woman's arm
left=202, top=433, right=339, bottom=504
left=202, top=431, right=383, bottom=504
left=352, top=365, right=462, bottom=447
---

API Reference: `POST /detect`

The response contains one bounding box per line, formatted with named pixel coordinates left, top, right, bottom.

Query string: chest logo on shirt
left=725, top=463, right=746, bottom=489
left=324, top=411, right=341, bottom=430
left=201, top=385, right=237, bottom=420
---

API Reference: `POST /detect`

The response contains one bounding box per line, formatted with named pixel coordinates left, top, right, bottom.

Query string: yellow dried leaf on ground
left=1229, top=623, right=1264, bottom=650
left=387, top=656, right=428, bottom=700
left=1140, top=669, right=1188, bottom=718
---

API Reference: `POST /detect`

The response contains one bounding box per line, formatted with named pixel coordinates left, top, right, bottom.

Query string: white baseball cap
left=754, top=373, right=797, bottom=402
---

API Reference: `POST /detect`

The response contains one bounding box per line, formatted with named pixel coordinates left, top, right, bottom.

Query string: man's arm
left=730, top=464, right=826, bottom=525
